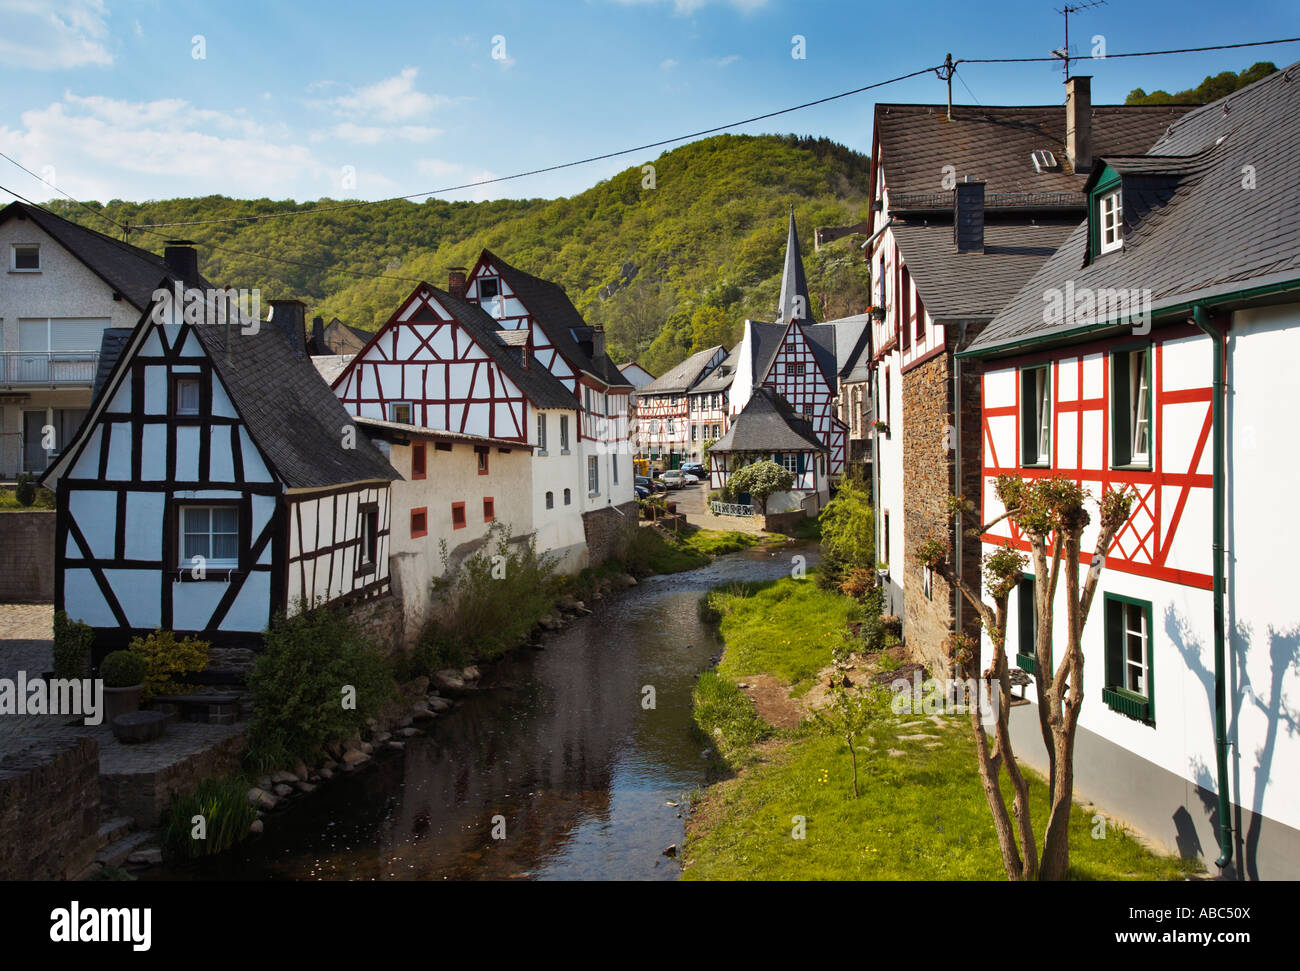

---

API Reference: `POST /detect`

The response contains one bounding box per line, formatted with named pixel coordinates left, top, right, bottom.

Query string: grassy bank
left=686, top=575, right=1200, bottom=881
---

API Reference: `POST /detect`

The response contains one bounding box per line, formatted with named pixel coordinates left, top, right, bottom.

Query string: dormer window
left=1098, top=188, right=1123, bottom=254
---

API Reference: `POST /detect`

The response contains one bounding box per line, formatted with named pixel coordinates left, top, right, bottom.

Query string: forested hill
left=47, top=133, right=871, bottom=375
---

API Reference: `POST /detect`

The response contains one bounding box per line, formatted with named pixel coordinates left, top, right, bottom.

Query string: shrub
left=817, top=477, right=874, bottom=589
left=99, top=650, right=146, bottom=688
left=14, top=473, right=36, bottom=507
left=52, top=611, right=93, bottom=680
left=129, top=629, right=210, bottom=700
left=416, top=524, right=560, bottom=672
left=248, top=601, right=394, bottom=763
left=728, top=460, right=793, bottom=514
left=161, top=777, right=256, bottom=860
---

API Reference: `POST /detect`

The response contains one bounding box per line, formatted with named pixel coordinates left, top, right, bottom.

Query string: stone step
left=96, top=830, right=156, bottom=868
left=96, top=816, right=134, bottom=846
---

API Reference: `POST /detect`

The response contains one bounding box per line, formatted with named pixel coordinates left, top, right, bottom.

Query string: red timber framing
left=761, top=322, right=849, bottom=477
left=332, top=285, right=529, bottom=442
left=979, top=323, right=1213, bottom=590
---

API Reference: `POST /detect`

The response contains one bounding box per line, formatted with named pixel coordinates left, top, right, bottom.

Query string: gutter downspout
left=953, top=321, right=967, bottom=664
left=1192, top=303, right=1233, bottom=871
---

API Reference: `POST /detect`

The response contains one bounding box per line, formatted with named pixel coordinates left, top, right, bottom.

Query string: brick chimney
left=1066, top=75, right=1093, bottom=174
left=268, top=299, right=308, bottom=356
left=448, top=267, right=468, bottom=299
left=311, top=315, right=325, bottom=353
left=164, top=239, right=200, bottom=285
left=953, top=177, right=985, bottom=253
left=591, top=325, right=606, bottom=361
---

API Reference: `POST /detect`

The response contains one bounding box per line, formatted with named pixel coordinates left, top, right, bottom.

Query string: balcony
left=0, top=351, right=100, bottom=388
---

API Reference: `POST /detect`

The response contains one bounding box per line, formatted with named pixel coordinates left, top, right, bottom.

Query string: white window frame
left=179, top=505, right=239, bottom=570
left=1129, top=349, right=1150, bottom=464
left=1099, top=189, right=1124, bottom=254
left=560, top=415, right=570, bottom=453
left=1122, top=601, right=1149, bottom=695
left=175, top=376, right=201, bottom=416
left=780, top=453, right=799, bottom=474
left=587, top=455, right=599, bottom=497
left=389, top=401, right=414, bottom=424
left=11, top=243, right=40, bottom=272
left=537, top=412, right=548, bottom=453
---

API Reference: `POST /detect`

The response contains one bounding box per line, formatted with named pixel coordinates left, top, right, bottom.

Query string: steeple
left=777, top=205, right=813, bottom=324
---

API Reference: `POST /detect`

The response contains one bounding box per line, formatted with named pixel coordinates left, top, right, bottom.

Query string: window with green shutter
left=1020, top=365, right=1051, bottom=467
left=1102, top=593, right=1155, bottom=725
left=1015, top=575, right=1039, bottom=673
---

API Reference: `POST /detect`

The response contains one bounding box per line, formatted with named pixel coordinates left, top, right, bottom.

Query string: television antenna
left=1053, top=0, right=1107, bottom=81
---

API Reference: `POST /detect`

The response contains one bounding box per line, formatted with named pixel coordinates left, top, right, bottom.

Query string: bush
left=161, top=777, right=256, bottom=860
left=248, top=601, right=395, bottom=763
left=817, top=477, right=874, bottom=589
left=728, top=460, right=793, bottom=514
left=14, top=473, right=36, bottom=507
left=129, top=629, right=210, bottom=700
left=99, top=650, right=146, bottom=688
left=52, top=611, right=93, bottom=680
left=416, top=523, right=560, bottom=672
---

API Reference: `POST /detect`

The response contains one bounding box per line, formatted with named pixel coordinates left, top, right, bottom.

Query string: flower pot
left=667, top=502, right=677, bottom=514
left=103, top=684, right=144, bottom=724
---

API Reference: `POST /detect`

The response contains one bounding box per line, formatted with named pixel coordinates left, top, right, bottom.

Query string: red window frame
left=451, top=502, right=466, bottom=530
left=410, top=507, right=428, bottom=538
left=483, top=497, right=495, bottom=522
left=412, top=442, right=426, bottom=480
left=476, top=448, right=489, bottom=475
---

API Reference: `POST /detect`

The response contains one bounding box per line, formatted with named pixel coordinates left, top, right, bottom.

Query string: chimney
left=311, top=315, right=325, bottom=353
left=1066, top=75, right=1093, bottom=174
left=591, top=325, right=606, bottom=361
left=268, top=299, right=308, bottom=356
left=953, top=177, right=985, bottom=253
left=164, top=239, right=200, bottom=285
left=448, top=267, right=468, bottom=299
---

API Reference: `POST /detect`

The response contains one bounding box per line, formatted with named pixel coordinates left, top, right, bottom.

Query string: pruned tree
left=728, top=459, right=793, bottom=514
left=913, top=474, right=1134, bottom=881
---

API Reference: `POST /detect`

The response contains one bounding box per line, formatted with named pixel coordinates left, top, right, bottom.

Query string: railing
left=711, top=501, right=754, bottom=517
left=0, top=351, right=100, bottom=387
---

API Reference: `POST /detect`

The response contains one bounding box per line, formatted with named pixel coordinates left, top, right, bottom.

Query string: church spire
left=777, top=205, right=813, bottom=324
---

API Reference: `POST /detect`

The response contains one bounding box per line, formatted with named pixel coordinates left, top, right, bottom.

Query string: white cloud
left=315, top=122, right=443, bottom=145
left=0, top=0, right=114, bottom=69
left=323, top=67, right=447, bottom=123
left=714, top=54, right=740, bottom=67
left=660, top=58, right=678, bottom=71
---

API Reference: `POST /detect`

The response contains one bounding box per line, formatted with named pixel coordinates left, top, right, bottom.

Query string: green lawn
left=687, top=575, right=1201, bottom=881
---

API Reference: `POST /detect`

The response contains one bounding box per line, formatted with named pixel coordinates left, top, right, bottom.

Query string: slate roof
left=874, top=102, right=1193, bottom=206
left=747, top=321, right=789, bottom=383
left=709, top=386, right=825, bottom=454
left=91, top=328, right=133, bottom=403
left=480, top=250, right=633, bottom=390
left=817, top=313, right=873, bottom=382
left=965, top=61, right=1300, bottom=358
left=891, top=219, right=1079, bottom=320
left=353, top=415, right=535, bottom=451
left=778, top=207, right=813, bottom=323
left=693, top=346, right=740, bottom=394
left=641, top=345, right=725, bottom=394
left=0, top=202, right=209, bottom=309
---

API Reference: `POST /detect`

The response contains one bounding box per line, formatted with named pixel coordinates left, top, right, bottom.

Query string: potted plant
left=868, top=304, right=886, bottom=321
left=51, top=611, right=93, bottom=684
left=873, top=419, right=890, bottom=438
left=100, top=650, right=148, bottom=724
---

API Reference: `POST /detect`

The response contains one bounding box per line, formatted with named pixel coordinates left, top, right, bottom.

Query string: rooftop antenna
left=935, top=53, right=956, bottom=120
left=1054, top=0, right=1106, bottom=81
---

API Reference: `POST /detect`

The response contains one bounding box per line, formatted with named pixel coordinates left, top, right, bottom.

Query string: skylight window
left=1030, top=150, right=1059, bottom=173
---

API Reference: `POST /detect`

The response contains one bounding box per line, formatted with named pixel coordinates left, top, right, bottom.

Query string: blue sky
left=0, top=0, right=1296, bottom=205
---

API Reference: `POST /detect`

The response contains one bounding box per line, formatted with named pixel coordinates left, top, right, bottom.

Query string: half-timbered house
left=41, top=285, right=398, bottom=652
left=633, top=344, right=726, bottom=467
left=863, top=80, right=1195, bottom=671
left=708, top=387, right=829, bottom=512
left=962, top=63, right=1300, bottom=878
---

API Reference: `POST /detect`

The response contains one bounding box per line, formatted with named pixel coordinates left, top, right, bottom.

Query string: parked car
left=680, top=462, right=707, bottom=478
left=634, top=485, right=650, bottom=500
left=635, top=475, right=655, bottom=491
left=658, top=470, right=687, bottom=489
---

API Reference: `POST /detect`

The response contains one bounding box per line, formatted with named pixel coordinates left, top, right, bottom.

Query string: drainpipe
left=1192, top=303, right=1233, bottom=870
left=952, top=322, right=967, bottom=666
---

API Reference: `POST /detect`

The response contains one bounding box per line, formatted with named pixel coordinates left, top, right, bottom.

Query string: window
left=923, top=565, right=933, bottom=600
left=174, top=376, right=201, bottom=416
left=11, top=244, right=39, bottom=271
left=537, top=413, right=547, bottom=453
left=667, top=419, right=675, bottom=435
left=713, top=424, right=720, bottom=438
left=179, top=505, right=239, bottom=570
left=588, top=455, right=600, bottom=496
left=358, top=504, right=379, bottom=572
left=546, top=491, right=554, bottom=509
left=478, top=277, right=500, bottom=300
left=1015, top=575, right=1047, bottom=673
left=564, top=488, right=571, bottom=505
left=779, top=453, right=799, bottom=474
left=560, top=415, right=570, bottom=453
left=483, top=497, right=495, bottom=522
left=435, top=442, right=452, bottom=452
left=612, top=456, right=619, bottom=484
left=451, top=502, right=466, bottom=530
left=1103, top=594, right=1155, bottom=724
left=476, top=448, right=489, bottom=475
left=389, top=401, right=413, bottom=424
left=882, top=511, right=890, bottom=565
left=1098, top=189, right=1123, bottom=254
left=410, top=507, right=428, bottom=538
left=691, top=424, right=698, bottom=442
left=1021, top=365, right=1051, bottom=466
left=1111, top=347, right=1152, bottom=467
left=412, top=443, right=427, bottom=479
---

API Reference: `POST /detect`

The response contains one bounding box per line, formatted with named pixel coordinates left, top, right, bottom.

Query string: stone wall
left=350, top=593, right=405, bottom=656
left=0, top=735, right=100, bottom=880
left=98, top=729, right=246, bottom=827
left=0, top=510, right=55, bottom=603
left=900, top=345, right=984, bottom=676
left=582, top=501, right=638, bottom=566
left=765, top=509, right=807, bottom=534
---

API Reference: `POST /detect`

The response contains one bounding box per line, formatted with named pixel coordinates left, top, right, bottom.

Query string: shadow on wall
left=1165, top=604, right=1300, bottom=879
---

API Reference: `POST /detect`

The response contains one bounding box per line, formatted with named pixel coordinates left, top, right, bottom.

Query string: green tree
left=728, top=459, right=793, bottom=514
left=816, top=476, right=874, bottom=589
left=1125, top=62, right=1277, bottom=105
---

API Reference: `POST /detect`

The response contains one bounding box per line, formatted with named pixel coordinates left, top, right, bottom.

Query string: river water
left=153, top=542, right=815, bottom=881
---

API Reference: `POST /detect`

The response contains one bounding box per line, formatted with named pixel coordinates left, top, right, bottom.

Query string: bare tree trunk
left=1040, top=531, right=1082, bottom=880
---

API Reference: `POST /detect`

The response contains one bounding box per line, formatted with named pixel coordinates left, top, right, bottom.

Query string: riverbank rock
left=293, top=761, right=310, bottom=781
left=271, top=770, right=297, bottom=785
left=558, top=594, right=581, bottom=611
left=433, top=669, right=466, bottom=691
left=250, top=819, right=264, bottom=835
left=248, top=787, right=277, bottom=811
left=399, top=727, right=420, bottom=737
left=273, top=783, right=294, bottom=798
left=462, top=665, right=481, bottom=681
left=616, top=573, right=637, bottom=588
left=318, top=767, right=334, bottom=780
left=128, top=848, right=163, bottom=866
left=538, top=614, right=561, bottom=631
left=341, top=749, right=370, bottom=766
left=427, top=696, right=452, bottom=712
left=295, top=781, right=317, bottom=794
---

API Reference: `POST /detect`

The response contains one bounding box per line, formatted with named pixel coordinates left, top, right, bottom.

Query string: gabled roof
left=693, top=345, right=740, bottom=394
left=641, top=345, right=725, bottom=394
left=91, top=328, right=133, bottom=403
left=778, top=207, right=813, bottom=323
left=874, top=102, right=1193, bottom=208
left=966, top=61, right=1300, bottom=358
left=820, top=313, right=872, bottom=380
left=354, top=415, right=535, bottom=451
left=0, top=202, right=206, bottom=310
left=709, top=386, right=825, bottom=454
left=478, top=249, right=632, bottom=390
left=747, top=320, right=789, bottom=383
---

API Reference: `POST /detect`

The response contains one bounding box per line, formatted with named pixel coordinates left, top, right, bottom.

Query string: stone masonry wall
left=0, top=510, right=55, bottom=603
left=350, top=593, right=405, bottom=656
left=0, top=735, right=100, bottom=879
left=98, top=729, right=246, bottom=827
left=901, top=345, right=985, bottom=677
left=582, top=501, right=638, bottom=566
